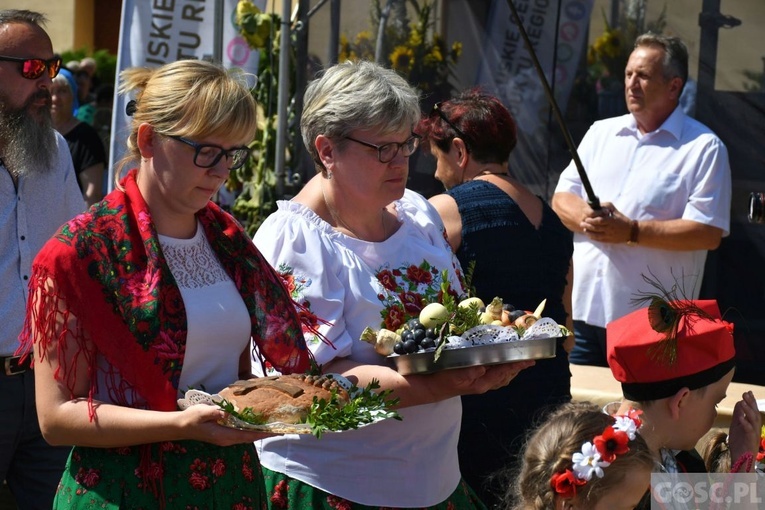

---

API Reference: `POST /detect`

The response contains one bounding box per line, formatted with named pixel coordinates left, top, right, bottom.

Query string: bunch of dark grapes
left=392, top=319, right=440, bottom=355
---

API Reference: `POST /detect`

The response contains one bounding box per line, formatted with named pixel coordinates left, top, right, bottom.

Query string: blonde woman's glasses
left=169, top=135, right=251, bottom=170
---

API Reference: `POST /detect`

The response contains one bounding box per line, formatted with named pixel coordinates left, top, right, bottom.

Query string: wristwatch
left=627, top=220, right=639, bottom=246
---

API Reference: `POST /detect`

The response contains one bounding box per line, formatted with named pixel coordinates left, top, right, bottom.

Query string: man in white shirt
left=552, top=33, right=731, bottom=367
left=0, top=9, right=85, bottom=509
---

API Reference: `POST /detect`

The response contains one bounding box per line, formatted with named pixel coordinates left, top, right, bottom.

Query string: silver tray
left=388, top=336, right=558, bottom=375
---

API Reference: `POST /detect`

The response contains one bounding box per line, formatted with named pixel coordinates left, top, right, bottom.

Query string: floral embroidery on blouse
left=277, top=259, right=461, bottom=337
left=276, top=263, right=322, bottom=347
left=376, top=261, right=459, bottom=331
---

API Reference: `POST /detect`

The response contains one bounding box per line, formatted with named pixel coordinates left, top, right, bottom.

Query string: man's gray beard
left=0, top=97, right=57, bottom=176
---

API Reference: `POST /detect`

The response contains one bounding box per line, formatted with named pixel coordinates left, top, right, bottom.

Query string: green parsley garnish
left=214, top=378, right=400, bottom=438
left=216, top=397, right=268, bottom=425
left=307, top=379, right=401, bottom=438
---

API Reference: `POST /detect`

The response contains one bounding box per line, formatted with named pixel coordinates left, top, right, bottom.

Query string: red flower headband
left=550, top=408, right=643, bottom=499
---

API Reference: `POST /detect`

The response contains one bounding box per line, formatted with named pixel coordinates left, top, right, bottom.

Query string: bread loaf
left=217, top=374, right=350, bottom=424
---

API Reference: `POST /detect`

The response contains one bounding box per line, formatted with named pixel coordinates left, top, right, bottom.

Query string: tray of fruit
left=361, top=297, right=566, bottom=375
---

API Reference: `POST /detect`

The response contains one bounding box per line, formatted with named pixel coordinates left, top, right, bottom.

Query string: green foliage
left=586, top=1, right=667, bottom=91
left=59, top=48, right=118, bottom=87
left=339, top=0, right=462, bottom=98
left=741, top=69, right=765, bottom=92
left=216, top=397, right=268, bottom=425
left=307, top=379, right=401, bottom=438
left=231, top=1, right=298, bottom=235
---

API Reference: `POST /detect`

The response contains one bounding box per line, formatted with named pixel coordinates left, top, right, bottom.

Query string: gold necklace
left=321, top=180, right=387, bottom=241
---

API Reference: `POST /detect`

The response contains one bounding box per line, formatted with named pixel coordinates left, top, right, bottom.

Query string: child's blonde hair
left=505, top=401, right=654, bottom=509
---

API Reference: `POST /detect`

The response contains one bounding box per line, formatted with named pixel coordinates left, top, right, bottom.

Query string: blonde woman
left=18, top=59, right=312, bottom=508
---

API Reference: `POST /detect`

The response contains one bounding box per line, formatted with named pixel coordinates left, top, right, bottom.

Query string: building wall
left=0, top=0, right=84, bottom=53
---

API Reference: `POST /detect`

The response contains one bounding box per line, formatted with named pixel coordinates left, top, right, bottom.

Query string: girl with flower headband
left=503, top=401, right=653, bottom=510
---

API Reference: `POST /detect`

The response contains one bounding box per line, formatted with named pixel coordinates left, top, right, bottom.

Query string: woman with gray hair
left=253, top=60, right=534, bottom=509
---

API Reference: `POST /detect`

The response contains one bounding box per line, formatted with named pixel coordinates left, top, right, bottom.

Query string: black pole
left=505, top=0, right=600, bottom=210
left=328, top=0, right=340, bottom=65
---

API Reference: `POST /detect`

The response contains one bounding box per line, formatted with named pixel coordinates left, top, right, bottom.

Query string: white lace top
left=160, top=223, right=250, bottom=396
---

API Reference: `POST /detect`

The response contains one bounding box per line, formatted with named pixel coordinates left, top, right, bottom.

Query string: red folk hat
left=607, top=299, right=735, bottom=401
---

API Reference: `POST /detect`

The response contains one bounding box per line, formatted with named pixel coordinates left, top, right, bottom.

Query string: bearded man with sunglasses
left=0, top=10, right=85, bottom=509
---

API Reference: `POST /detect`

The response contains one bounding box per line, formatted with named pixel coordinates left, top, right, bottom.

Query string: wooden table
left=569, top=363, right=764, bottom=430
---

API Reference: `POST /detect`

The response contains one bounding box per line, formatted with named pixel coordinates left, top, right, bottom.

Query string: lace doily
left=446, top=317, right=562, bottom=348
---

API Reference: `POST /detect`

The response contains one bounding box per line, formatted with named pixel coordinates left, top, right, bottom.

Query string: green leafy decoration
left=340, top=0, right=462, bottom=97
left=307, top=379, right=401, bottom=438
left=232, top=1, right=299, bottom=235
left=216, top=397, right=268, bottom=425
left=215, top=378, right=400, bottom=438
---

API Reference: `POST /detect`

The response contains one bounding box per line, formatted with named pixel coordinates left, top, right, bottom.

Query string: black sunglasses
left=432, top=102, right=472, bottom=147
left=168, top=135, right=252, bottom=171
left=0, top=55, right=61, bottom=80
left=344, top=133, right=421, bottom=164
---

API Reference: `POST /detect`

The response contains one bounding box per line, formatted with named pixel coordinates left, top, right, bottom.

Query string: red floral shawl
left=18, top=169, right=312, bottom=413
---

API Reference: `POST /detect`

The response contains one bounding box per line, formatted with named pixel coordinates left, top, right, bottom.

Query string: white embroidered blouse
left=252, top=189, right=467, bottom=507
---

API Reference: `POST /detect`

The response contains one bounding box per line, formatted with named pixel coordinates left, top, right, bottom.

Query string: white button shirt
left=555, top=107, right=731, bottom=328
left=0, top=132, right=86, bottom=356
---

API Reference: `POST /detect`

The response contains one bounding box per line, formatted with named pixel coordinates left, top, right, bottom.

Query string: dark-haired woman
left=418, top=89, right=574, bottom=508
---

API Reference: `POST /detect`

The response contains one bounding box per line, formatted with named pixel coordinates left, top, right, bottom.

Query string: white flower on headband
left=613, top=415, right=639, bottom=440
left=572, top=442, right=610, bottom=481
left=551, top=407, right=644, bottom=498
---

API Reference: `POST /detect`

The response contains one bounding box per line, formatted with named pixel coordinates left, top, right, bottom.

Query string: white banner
left=476, top=0, right=594, bottom=194
left=108, top=0, right=265, bottom=190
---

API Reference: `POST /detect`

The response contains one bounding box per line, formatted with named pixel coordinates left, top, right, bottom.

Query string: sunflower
left=390, top=46, right=415, bottom=74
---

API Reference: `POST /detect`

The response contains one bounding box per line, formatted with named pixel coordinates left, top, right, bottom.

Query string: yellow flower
left=236, top=0, right=260, bottom=18
left=337, top=0, right=460, bottom=95
left=429, top=45, right=443, bottom=63
left=390, top=46, right=415, bottom=73
left=236, top=1, right=272, bottom=49
left=601, top=31, right=623, bottom=59
left=408, top=30, right=423, bottom=48
left=355, top=31, right=372, bottom=44
left=450, top=41, right=463, bottom=61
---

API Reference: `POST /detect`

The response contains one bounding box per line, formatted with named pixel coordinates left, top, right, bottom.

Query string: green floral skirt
left=54, top=441, right=267, bottom=509
left=262, top=466, right=487, bottom=510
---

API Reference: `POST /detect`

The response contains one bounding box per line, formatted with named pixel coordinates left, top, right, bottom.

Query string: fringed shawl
left=18, top=169, right=312, bottom=414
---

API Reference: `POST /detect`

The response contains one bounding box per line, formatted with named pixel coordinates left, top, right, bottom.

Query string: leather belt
left=1, top=355, right=31, bottom=376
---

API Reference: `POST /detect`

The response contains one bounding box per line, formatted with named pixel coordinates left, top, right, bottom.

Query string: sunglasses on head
left=0, top=55, right=61, bottom=80
left=431, top=102, right=473, bottom=147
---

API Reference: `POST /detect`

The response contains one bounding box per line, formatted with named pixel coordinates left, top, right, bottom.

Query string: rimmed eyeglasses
left=0, top=55, right=61, bottom=80
left=168, top=135, right=251, bottom=171
left=344, top=133, right=421, bottom=164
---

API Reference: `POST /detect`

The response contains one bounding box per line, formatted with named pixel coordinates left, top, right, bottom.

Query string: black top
left=445, top=179, right=574, bottom=508
left=447, top=179, right=573, bottom=325
left=63, top=122, right=106, bottom=192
